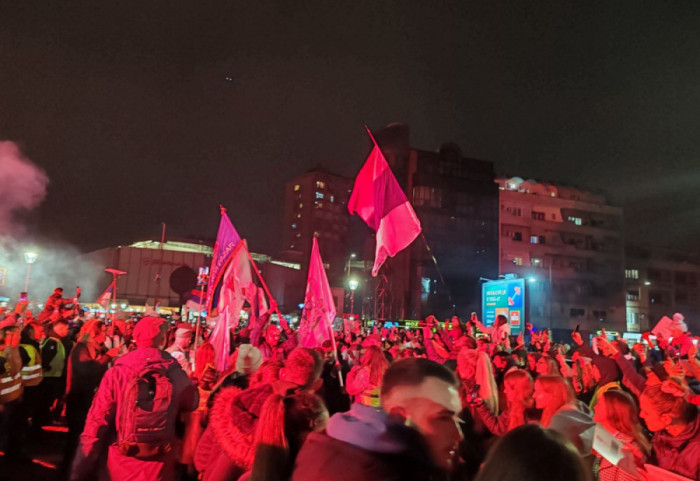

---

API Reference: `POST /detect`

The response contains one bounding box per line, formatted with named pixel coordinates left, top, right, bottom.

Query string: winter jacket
left=651, top=412, right=700, bottom=480
left=194, top=382, right=278, bottom=481
left=291, top=402, right=441, bottom=481
left=70, top=347, right=198, bottom=481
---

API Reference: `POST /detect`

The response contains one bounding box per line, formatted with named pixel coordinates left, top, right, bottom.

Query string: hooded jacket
left=70, top=348, right=198, bottom=481
left=291, top=403, right=441, bottom=481
left=651, top=412, right=700, bottom=480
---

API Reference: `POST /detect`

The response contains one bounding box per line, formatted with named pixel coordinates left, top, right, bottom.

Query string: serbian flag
left=299, top=237, right=336, bottom=348
left=206, top=206, right=242, bottom=313
left=185, top=289, right=206, bottom=312
left=348, top=129, right=421, bottom=276
left=210, top=241, right=253, bottom=371
left=97, top=282, right=114, bottom=308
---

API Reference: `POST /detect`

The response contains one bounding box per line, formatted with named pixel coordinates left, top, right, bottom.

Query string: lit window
left=530, top=235, right=539, bottom=244
left=296, top=233, right=301, bottom=238
left=513, top=257, right=523, bottom=266
left=291, top=223, right=297, bottom=229
left=290, top=244, right=295, bottom=249
left=298, top=203, right=303, bottom=209
left=297, top=213, right=301, bottom=218
left=568, top=216, right=582, bottom=226
left=330, top=195, right=334, bottom=202
left=625, top=269, right=639, bottom=279
left=315, top=202, right=323, bottom=209
left=294, top=184, right=300, bottom=191
left=316, top=181, right=326, bottom=189
left=313, top=231, right=319, bottom=237
left=315, top=192, right=324, bottom=199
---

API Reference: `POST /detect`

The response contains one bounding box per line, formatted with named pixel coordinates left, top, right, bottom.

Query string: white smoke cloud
left=0, top=141, right=49, bottom=232
left=0, top=141, right=101, bottom=306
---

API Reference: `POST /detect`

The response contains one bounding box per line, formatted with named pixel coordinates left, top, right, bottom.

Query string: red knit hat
left=133, top=316, right=167, bottom=346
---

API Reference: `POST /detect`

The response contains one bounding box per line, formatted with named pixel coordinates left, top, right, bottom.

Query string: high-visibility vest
left=20, top=344, right=43, bottom=387
left=359, top=385, right=381, bottom=408
left=1, top=351, right=23, bottom=403
left=42, top=337, right=66, bottom=378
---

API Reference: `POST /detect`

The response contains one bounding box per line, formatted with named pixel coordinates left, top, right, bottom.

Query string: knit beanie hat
left=133, top=316, right=167, bottom=347
left=236, top=344, right=262, bottom=375
left=671, top=313, right=688, bottom=333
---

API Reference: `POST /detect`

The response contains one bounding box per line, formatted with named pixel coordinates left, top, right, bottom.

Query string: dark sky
left=1, top=1, right=699, bottom=255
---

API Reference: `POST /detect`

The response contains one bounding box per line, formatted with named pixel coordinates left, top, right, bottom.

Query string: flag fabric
left=348, top=132, right=422, bottom=276
left=185, top=289, right=206, bottom=312
left=210, top=241, right=253, bottom=371
left=97, top=282, right=114, bottom=308
left=206, top=207, right=242, bottom=313
left=298, top=238, right=336, bottom=348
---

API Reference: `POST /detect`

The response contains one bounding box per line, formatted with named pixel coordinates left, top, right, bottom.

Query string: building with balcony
left=496, top=177, right=625, bottom=333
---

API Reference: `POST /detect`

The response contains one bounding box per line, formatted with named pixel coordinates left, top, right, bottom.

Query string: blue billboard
left=481, top=278, right=525, bottom=334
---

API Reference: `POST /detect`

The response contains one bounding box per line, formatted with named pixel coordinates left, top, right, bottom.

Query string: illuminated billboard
left=481, top=278, right=525, bottom=334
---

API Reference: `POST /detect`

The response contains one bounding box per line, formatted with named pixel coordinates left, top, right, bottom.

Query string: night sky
left=2, top=1, right=699, bottom=256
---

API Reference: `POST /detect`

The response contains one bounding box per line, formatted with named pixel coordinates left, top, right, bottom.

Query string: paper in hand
left=592, top=424, right=625, bottom=466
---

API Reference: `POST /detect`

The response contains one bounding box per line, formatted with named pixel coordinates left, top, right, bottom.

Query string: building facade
left=496, top=177, right=626, bottom=333
left=625, top=245, right=700, bottom=333
left=281, top=169, right=353, bottom=286
left=373, top=124, right=499, bottom=320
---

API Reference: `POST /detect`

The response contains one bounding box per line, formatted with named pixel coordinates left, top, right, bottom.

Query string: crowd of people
left=1, top=287, right=700, bottom=481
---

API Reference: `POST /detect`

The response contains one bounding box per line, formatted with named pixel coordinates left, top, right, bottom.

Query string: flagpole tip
left=219, top=204, right=227, bottom=215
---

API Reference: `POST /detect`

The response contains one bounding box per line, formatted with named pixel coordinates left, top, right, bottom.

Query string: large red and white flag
left=348, top=130, right=422, bottom=276
left=299, top=237, right=336, bottom=348
left=210, top=241, right=253, bottom=371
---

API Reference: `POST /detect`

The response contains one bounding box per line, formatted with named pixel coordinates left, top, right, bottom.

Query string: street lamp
left=24, top=251, right=39, bottom=293
left=349, top=278, right=359, bottom=315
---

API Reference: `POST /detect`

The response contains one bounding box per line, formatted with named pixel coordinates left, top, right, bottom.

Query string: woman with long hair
left=346, top=345, right=388, bottom=407
left=473, top=369, right=534, bottom=435
left=474, top=369, right=535, bottom=435
left=535, top=355, right=560, bottom=377
left=592, top=389, right=650, bottom=480
left=62, top=319, right=119, bottom=478
left=244, top=391, right=328, bottom=481
left=639, top=378, right=700, bottom=480
left=533, top=375, right=596, bottom=456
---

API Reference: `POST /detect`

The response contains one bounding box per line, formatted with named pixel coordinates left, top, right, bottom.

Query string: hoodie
left=292, top=403, right=440, bottom=481
left=651, top=412, right=700, bottom=480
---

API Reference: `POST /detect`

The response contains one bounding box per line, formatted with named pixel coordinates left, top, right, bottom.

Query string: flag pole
left=420, top=232, right=456, bottom=314
left=241, top=245, right=288, bottom=330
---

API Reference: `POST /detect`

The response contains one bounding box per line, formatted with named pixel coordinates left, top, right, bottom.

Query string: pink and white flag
left=299, top=237, right=336, bottom=348
left=210, top=241, right=253, bottom=371
left=348, top=130, right=422, bottom=276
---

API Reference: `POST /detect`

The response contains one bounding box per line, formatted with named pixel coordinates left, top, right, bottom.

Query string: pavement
left=0, top=424, right=67, bottom=481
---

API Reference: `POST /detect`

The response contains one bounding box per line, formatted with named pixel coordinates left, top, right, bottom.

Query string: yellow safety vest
left=1, top=349, right=23, bottom=403
left=42, top=337, right=66, bottom=378
left=359, top=386, right=381, bottom=408
left=20, top=344, right=43, bottom=387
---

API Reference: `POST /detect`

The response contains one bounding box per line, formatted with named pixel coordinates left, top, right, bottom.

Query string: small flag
left=206, top=206, right=242, bottom=313
left=185, top=289, right=206, bottom=312
left=348, top=129, right=421, bottom=276
left=299, top=238, right=336, bottom=348
left=97, top=282, right=115, bottom=308
left=210, top=241, right=253, bottom=371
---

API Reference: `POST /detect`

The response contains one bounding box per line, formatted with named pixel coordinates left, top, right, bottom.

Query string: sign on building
left=481, top=278, right=525, bottom=334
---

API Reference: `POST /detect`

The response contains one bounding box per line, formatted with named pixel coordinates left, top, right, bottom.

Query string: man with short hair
left=292, top=357, right=464, bottom=481
left=70, top=317, right=198, bottom=481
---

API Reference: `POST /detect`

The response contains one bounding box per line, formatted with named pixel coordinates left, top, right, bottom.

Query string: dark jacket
left=651, top=411, right=700, bottom=480
left=291, top=403, right=441, bottom=481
